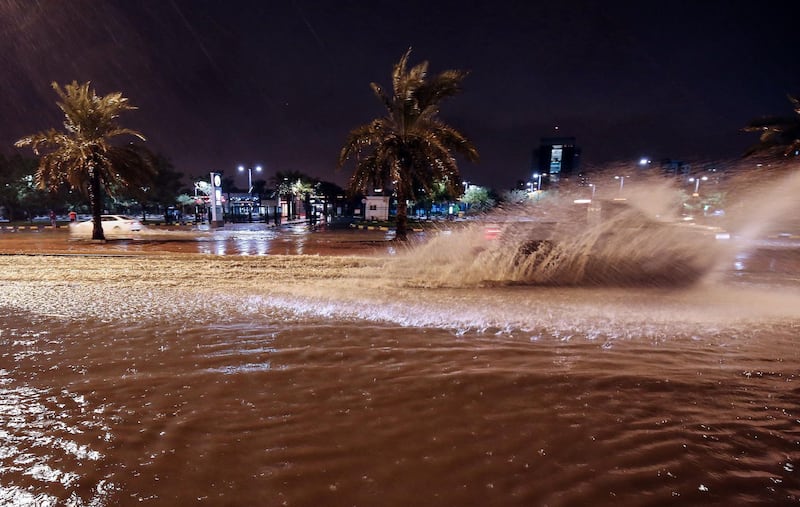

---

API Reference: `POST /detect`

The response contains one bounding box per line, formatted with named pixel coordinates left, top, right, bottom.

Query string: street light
left=237, top=164, right=262, bottom=195
left=688, top=175, right=708, bottom=196
left=614, top=175, right=625, bottom=195
left=532, top=172, right=543, bottom=190
left=532, top=173, right=544, bottom=201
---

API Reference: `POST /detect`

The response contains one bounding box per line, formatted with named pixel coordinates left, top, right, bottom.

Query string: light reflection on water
left=0, top=222, right=399, bottom=257
left=137, top=224, right=394, bottom=256
left=1, top=271, right=799, bottom=505
left=0, top=361, right=116, bottom=506
left=1, top=183, right=799, bottom=504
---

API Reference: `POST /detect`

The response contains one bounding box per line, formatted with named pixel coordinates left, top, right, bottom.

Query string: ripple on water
left=0, top=375, right=116, bottom=505
left=0, top=226, right=799, bottom=505
left=0, top=312, right=118, bottom=505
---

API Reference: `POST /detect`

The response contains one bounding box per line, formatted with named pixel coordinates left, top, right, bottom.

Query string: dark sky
left=1, top=0, right=797, bottom=189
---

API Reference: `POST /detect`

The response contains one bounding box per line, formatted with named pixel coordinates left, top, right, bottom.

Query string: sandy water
left=0, top=235, right=798, bottom=506
left=2, top=166, right=800, bottom=505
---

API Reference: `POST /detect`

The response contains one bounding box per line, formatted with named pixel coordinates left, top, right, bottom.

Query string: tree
left=460, top=185, right=496, bottom=212
left=149, top=155, right=185, bottom=209
left=0, top=154, right=38, bottom=220
left=113, top=154, right=183, bottom=217
left=338, top=48, right=479, bottom=240
left=271, top=170, right=312, bottom=194
left=501, top=189, right=531, bottom=204
left=175, top=193, right=196, bottom=218
left=414, top=179, right=462, bottom=218
left=315, top=180, right=344, bottom=201
left=15, top=81, right=155, bottom=240
left=291, top=179, right=315, bottom=198
left=743, top=94, right=800, bottom=159
left=272, top=170, right=313, bottom=219
left=252, top=178, right=268, bottom=198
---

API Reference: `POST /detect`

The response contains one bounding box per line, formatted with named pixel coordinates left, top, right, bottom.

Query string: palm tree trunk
left=395, top=191, right=408, bottom=241
left=88, top=162, right=105, bottom=241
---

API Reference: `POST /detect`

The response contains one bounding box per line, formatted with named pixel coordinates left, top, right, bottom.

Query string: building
left=531, top=137, right=581, bottom=185
left=364, top=194, right=390, bottom=221
left=659, top=159, right=691, bottom=177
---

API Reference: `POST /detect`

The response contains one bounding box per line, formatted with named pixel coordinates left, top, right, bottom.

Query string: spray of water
left=0, top=160, right=796, bottom=335
left=388, top=160, right=799, bottom=288
left=719, top=166, right=800, bottom=240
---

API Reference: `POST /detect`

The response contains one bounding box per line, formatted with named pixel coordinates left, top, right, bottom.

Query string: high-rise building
left=532, top=137, right=581, bottom=185
left=659, top=159, right=691, bottom=177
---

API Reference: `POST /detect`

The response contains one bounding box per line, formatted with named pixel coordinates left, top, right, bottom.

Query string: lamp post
left=688, top=175, right=708, bottom=196
left=614, top=175, right=625, bottom=195
left=532, top=173, right=544, bottom=201
left=238, top=165, right=262, bottom=195
left=532, top=172, right=543, bottom=190
left=238, top=165, right=262, bottom=222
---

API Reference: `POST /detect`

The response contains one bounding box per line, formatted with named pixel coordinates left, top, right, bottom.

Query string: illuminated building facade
left=532, top=137, right=581, bottom=185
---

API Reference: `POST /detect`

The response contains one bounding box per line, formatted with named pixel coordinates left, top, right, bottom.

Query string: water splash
left=389, top=197, right=723, bottom=288
left=722, top=167, right=800, bottom=241
left=0, top=160, right=797, bottom=336
left=389, top=161, right=799, bottom=289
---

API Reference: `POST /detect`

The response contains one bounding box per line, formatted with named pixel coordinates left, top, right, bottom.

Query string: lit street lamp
left=238, top=164, right=262, bottom=195
left=532, top=172, right=543, bottom=190
left=688, top=175, right=708, bottom=196
left=532, top=172, right=544, bottom=201
left=614, top=175, right=625, bottom=195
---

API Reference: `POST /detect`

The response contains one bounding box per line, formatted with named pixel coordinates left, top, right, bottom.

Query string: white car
left=70, top=215, right=142, bottom=239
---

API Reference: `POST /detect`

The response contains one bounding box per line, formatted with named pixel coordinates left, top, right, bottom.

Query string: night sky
left=1, top=0, right=798, bottom=189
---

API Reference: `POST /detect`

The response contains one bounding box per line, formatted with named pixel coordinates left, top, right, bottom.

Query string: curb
left=351, top=224, right=391, bottom=231
left=349, top=224, right=424, bottom=232
left=2, top=224, right=64, bottom=231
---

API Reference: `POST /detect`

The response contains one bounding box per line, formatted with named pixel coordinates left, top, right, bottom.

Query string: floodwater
left=1, top=198, right=799, bottom=505
left=0, top=222, right=398, bottom=257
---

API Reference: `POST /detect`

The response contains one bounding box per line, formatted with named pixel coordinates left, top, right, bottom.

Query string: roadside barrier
left=350, top=223, right=424, bottom=232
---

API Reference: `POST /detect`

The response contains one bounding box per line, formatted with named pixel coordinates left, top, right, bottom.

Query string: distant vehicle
left=482, top=199, right=725, bottom=286
left=70, top=215, right=142, bottom=239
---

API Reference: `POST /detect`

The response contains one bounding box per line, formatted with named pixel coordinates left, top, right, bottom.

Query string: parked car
left=69, top=215, right=142, bottom=239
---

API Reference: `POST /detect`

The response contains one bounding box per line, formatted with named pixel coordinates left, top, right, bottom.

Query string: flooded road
left=0, top=223, right=799, bottom=505
left=0, top=223, right=399, bottom=257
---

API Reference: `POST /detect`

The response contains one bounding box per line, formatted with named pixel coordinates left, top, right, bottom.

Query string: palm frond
left=391, top=48, right=413, bottom=98
left=743, top=94, right=800, bottom=158
left=370, top=82, right=392, bottom=112
left=103, top=144, right=157, bottom=192
left=16, top=81, right=154, bottom=240
left=339, top=50, right=478, bottom=238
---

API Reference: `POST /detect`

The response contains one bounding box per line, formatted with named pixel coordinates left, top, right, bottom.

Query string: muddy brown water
left=0, top=226, right=798, bottom=505
left=0, top=224, right=398, bottom=256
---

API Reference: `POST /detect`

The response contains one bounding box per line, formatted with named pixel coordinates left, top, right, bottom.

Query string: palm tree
left=743, top=94, right=800, bottom=159
left=272, top=170, right=314, bottom=219
left=15, top=81, right=155, bottom=240
left=338, top=49, right=479, bottom=240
